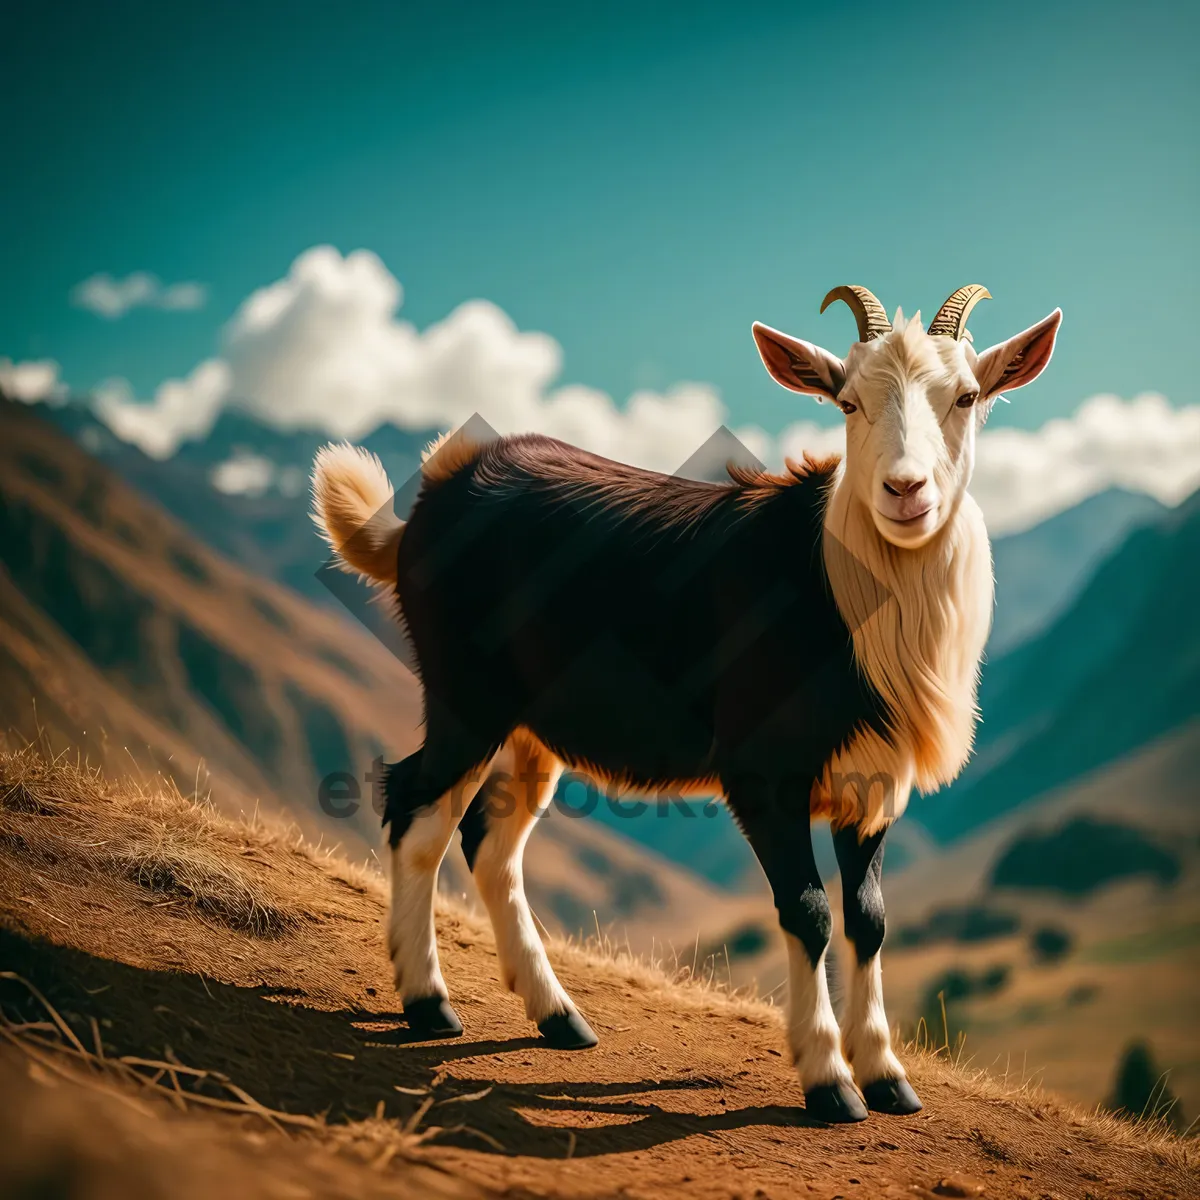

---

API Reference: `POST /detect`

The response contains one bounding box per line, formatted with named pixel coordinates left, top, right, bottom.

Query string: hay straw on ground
left=1, top=740, right=1194, bottom=1175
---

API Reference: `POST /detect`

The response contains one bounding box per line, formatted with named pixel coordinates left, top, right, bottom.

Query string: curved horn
left=820, top=285, right=891, bottom=343
left=928, top=284, right=992, bottom=340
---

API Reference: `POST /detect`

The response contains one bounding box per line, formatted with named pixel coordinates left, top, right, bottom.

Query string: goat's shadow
left=0, top=929, right=821, bottom=1159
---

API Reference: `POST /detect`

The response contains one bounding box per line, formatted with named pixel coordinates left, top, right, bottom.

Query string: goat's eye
left=956, top=391, right=980, bottom=409
left=838, top=401, right=858, bottom=414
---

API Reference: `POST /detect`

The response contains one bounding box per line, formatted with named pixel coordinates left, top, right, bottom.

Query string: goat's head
left=753, top=285, right=1061, bottom=549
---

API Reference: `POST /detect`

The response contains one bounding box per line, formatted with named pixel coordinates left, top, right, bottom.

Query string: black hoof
left=862, top=1076, right=923, bottom=1115
left=537, top=1010, right=599, bottom=1050
left=403, top=995, right=463, bottom=1039
left=804, top=1081, right=869, bottom=1124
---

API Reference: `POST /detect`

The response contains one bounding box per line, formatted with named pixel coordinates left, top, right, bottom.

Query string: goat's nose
left=883, top=476, right=926, bottom=498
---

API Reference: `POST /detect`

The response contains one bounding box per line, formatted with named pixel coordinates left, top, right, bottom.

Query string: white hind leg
left=465, top=732, right=597, bottom=1049
left=384, top=744, right=494, bottom=1037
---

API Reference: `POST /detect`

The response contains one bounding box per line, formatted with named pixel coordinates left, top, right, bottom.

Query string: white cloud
left=94, top=361, right=230, bottom=460
left=92, top=245, right=726, bottom=473
left=209, top=450, right=305, bottom=498
left=71, top=272, right=208, bottom=319
left=86, top=244, right=1200, bottom=529
left=971, top=393, right=1200, bottom=534
left=743, top=397, right=1200, bottom=535
left=775, top=420, right=852, bottom=464
left=157, top=281, right=208, bottom=311
left=217, top=246, right=727, bottom=471
left=0, top=357, right=66, bottom=404
left=210, top=450, right=275, bottom=497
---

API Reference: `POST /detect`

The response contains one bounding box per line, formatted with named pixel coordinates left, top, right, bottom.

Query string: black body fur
left=382, top=434, right=894, bottom=966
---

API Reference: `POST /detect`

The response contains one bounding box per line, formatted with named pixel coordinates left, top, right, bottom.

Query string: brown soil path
left=0, top=751, right=1194, bottom=1200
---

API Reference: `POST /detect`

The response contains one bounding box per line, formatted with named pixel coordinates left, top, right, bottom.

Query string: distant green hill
left=912, top=490, right=1200, bottom=842
left=989, top=488, right=1165, bottom=655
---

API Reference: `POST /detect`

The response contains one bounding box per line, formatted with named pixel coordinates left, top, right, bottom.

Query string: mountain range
left=39, top=400, right=1161, bottom=652
left=32, top=399, right=1190, bottom=878
left=988, top=487, right=1166, bottom=655
left=43, top=402, right=430, bottom=605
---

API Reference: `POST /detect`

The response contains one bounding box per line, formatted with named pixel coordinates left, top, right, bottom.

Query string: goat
left=311, top=284, right=1061, bottom=1123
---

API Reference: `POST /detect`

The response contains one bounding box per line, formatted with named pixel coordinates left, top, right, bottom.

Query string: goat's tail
left=311, top=443, right=404, bottom=585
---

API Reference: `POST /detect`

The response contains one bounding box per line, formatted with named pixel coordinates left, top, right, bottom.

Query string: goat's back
left=395, top=435, right=882, bottom=788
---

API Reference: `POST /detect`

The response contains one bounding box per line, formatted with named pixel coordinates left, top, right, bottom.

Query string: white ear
left=752, top=322, right=846, bottom=402
left=973, top=309, right=1062, bottom=398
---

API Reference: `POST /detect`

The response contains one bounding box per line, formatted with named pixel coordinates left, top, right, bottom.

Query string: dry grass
left=1, top=741, right=1196, bottom=1198
left=0, top=740, right=493, bottom=1198
left=903, top=1038, right=1195, bottom=1169
left=0, top=955, right=507, bottom=1199
left=1, top=738, right=759, bottom=1004
left=0, top=966, right=477, bottom=1153
left=0, top=739, right=382, bottom=939
left=552, top=920, right=779, bottom=1022
left=0, top=1038, right=490, bottom=1200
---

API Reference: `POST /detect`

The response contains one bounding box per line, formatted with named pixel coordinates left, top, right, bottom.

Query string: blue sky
left=3, top=0, right=1197, bottom=437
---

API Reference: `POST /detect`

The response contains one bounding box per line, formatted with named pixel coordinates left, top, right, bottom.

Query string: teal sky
left=3, top=0, right=1197, bottom=436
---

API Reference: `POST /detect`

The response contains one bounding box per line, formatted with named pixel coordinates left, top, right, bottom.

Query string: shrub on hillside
left=991, top=817, right=1180, bottom=897
left=1107, top=1040, right=1187, bottom=1133
left=892, top=903, right=1020, bottom=949
left=1029, top=925, right=1073, bottom=964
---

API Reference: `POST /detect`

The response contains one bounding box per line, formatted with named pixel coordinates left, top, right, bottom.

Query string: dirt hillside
left=1, top=746, right=1193, bottom=1200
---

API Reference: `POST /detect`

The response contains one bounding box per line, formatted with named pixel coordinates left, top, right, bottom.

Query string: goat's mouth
left=874, top=503, right=939, bottom=546
left=876, top=505, right=934, bottom=527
